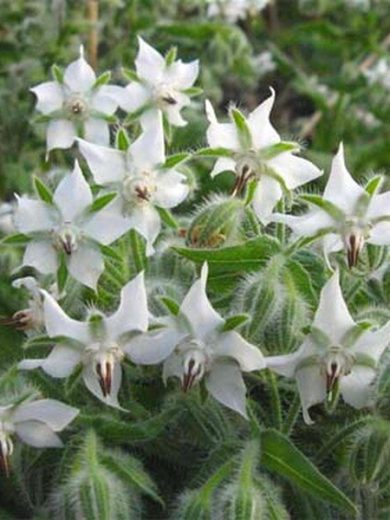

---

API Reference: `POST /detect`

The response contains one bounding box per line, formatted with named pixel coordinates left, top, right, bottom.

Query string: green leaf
left=89, top=192, right=117, bottom=212
left=220, top=314, right=249, bottom=332
left=183, top=86, right=203, bottom=97
left=230, top=108, right=252, bottom=150
left=156, top=207, right=179, bottom=229
left=165, top=46, right=177, bottom=65
left=122, top=67, right=139, bottom=82
left=93, top=71, right=111, bottom=89
left=365, top=175, right=383, bottom=197
left=300, top=194, right=344, bottom=222
left=163, top=152, right=190, bottom=168
left=33, top=176, right=53, bottom=204
left=196, top=147, right=235, bottom=159
left=57, top=255, right=68, bottom=293
left=51, top=63, right=64, bottom=83
left=115, top=128, right=130, bottom=151
left=1, top=233, right=30, bottom=246
left=100, top=244, right=122, bottom=262
left=160, top=296, right=181, bottom=315
left=261, top=429, right=357, bottom=515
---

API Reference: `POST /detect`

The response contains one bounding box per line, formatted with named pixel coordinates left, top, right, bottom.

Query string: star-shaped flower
left=31, top=46, right=123, bottom=153
left=272, top=144, right=390, bottom=267
left=266, top=271, right=390, bottom=424
left=126, top=263, right=265, bottom=418
left=0, top=397, right=78, bottom=476
left=205, top=89, right=322, bottom=223
left=77, top=117, right=189, bottom=255
left=117, top=37, right=199, bottom=127
left=207, top=0, right=270, bottom=23
left=19, top=273, right=148, bottom=408
left=14, top=161, right=127, bottom=289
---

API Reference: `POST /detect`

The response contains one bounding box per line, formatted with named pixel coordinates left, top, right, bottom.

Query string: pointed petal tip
left=205, top=99, right=216, bottom=123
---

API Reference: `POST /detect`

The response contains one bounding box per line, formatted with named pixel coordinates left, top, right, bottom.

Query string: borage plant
left=2, top=34, right=390, bottom=520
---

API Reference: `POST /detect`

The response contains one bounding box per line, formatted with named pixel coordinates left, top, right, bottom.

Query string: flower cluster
left=2, top=35, right=390, bottom=476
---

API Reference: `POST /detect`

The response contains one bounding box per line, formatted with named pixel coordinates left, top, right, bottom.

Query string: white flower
left=205, top=89, right=322, bottom=223
left=77, top=117, right=189, bottom=255
left=126, top=263, right=265, bottom=418
left=266, top=271, right=390, bottom=424
left=0, top=397, right=78, bottom=476
left=207, top=0, right=270, bottom=22
left=0, top=202, right=15, bottom=235
left=14, top=161, right=127, bottom=289
left=31, top=46, right=124, bottom=152
left=272, top=144, right=390, bottom=267
left=3, top=277, right=60, bottom=334
left=252, top=51, right=276, bottom=75
left=364, top=58, right=390, bottom=90
left=117, top=37, right=199, bottom=127
left=19, top=273, right=148, bottom=408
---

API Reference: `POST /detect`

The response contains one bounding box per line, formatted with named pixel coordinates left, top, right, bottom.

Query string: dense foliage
left=2, top=1, right=390, bottom=519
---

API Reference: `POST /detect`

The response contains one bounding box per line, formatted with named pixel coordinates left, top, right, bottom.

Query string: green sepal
left=365, top=175, right=383, bottom=197
left=300, top=194, right=345, bottom=222
left=51, top=63, right=64, bottom=83
left=244, top=179, right=258, bottom=206
left=156, top=207, right=179, bottom=229
left=89, top=192, right=117, bottom=212
left=220, top=314, right=250, bottom=332
left=33, top=176, right=53, bottom=204
left=57, top=254, right=68, bottom=293
left=122, top=67, right=140, bottom=82
left=230, top=108, right=252, bottom=150
left=183, top=86, right=203, bottom=97
left=196, top=147, right=235, bottom=159
left=163, top=152, right=190, bottom=169
left=261, top=141, right=300, bottom=160
left=115, top=127, right=131, bottom=151
left=1, top=233, right=31, bottom=246
left=159, top=296, right=180, bottom=315
left=165, top=46, right=177, bottom=65
left=93, top=71, right=111, bottom=89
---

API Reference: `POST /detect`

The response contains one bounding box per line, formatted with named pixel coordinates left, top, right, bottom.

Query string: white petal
left=47, top=119, right=76, bottom=152
left=18, top=359, right=44, bottom=371
left=180, top=263, right=224, bottom=341
left=205, top=100, right=240, bottom=151
left=368, top=221, right=390, bottom=246
left=41, top=344, right=82, bottom=377
left=296, top=365, right=327, bottom=425
left=83, top=197, right=130, bottom=245
left=15, top=420, right=63, bottom=448
left=84, top=117, right=110, bottom=146
left=42, top=290, right=89, bottom=343
left=67, top=243, right=104, bottom=289
left=126, top=204, right=161, bottom=252
left=340, top=366, right=376, bottom=409
left=214, top=330, right=265, bottom=371
left=323, top=143, right=365, bottom=214
left=164, top=59, right=199, bottom=89
left=82, top=361, right=122, bottom=408
left=267, top=153, right=322, bottom=190
left=14, top=196, right=55, bottom=233
left=366, top=191, right=390, bottom=221
left=77, top=138, right=126, bottom=185
left=105, top=272, right=149, bottom=338
left=162, top=350, right=183, bottom=383
left=270, top=210, right=334, bottom=237
left=119, top=82, right=151, bottom=112
left=313, top=270, right=356, bottom=344
left=130, top=115, right=165, bottom=170
left=64, top=54, right=96, bottom=92
left=135, top=37, right=165, bottom=83
left=23, top=240, right=58, bottom=274
left=210, top=157, right=236, bottom=178
left=247, top=89, right=280, bottom=149
left=12, top=399, right=79, bottom=431
left=251, top=175, right=283, bottom=224
left=125, top=326, right=185, bottom=365
left=165, top=103, right=188, bottom=127
left=91, top=87, right=118, bottom=115
left=53, top=161, right=92, bottom=221
left=323, top=233, right=343, bottom=256
left=266, top=340, right=315, bottom=377
left=352, top=321, right=390, bottom=362
left=31, top=81, right=64, bottom=115
left=205, top=360, right=248, bottom=418
left=154, top=170, right=189, bottom=208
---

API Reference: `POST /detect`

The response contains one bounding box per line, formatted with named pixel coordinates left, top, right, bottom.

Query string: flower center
left=65, top=94, right=89, bottom=120
left=0, top=426, right=14, bottom=478
left=86, top=343, right=124, bottom=398
left=122, top=173, right=156, bottom=205
left=232, top=153, right=260, bottom=196
left=53, top=223, right=79, bottom=255
left=180, top=341, right=209, bottom=392
left=321, top=345, right=355, bottom=391
left=154, top=82, right=177, bottom=109
left=342, top=218, right=369, bottom=267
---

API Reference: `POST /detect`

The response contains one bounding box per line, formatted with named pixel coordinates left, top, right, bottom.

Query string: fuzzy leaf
left=196, top=147, right=235, bottom=159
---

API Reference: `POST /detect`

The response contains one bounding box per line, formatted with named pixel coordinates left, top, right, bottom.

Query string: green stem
left=275, top=198, right=286, bottom=245
left=266, top=369, right=282, bottom=430
left=282, top=393, right=301, bottom=435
